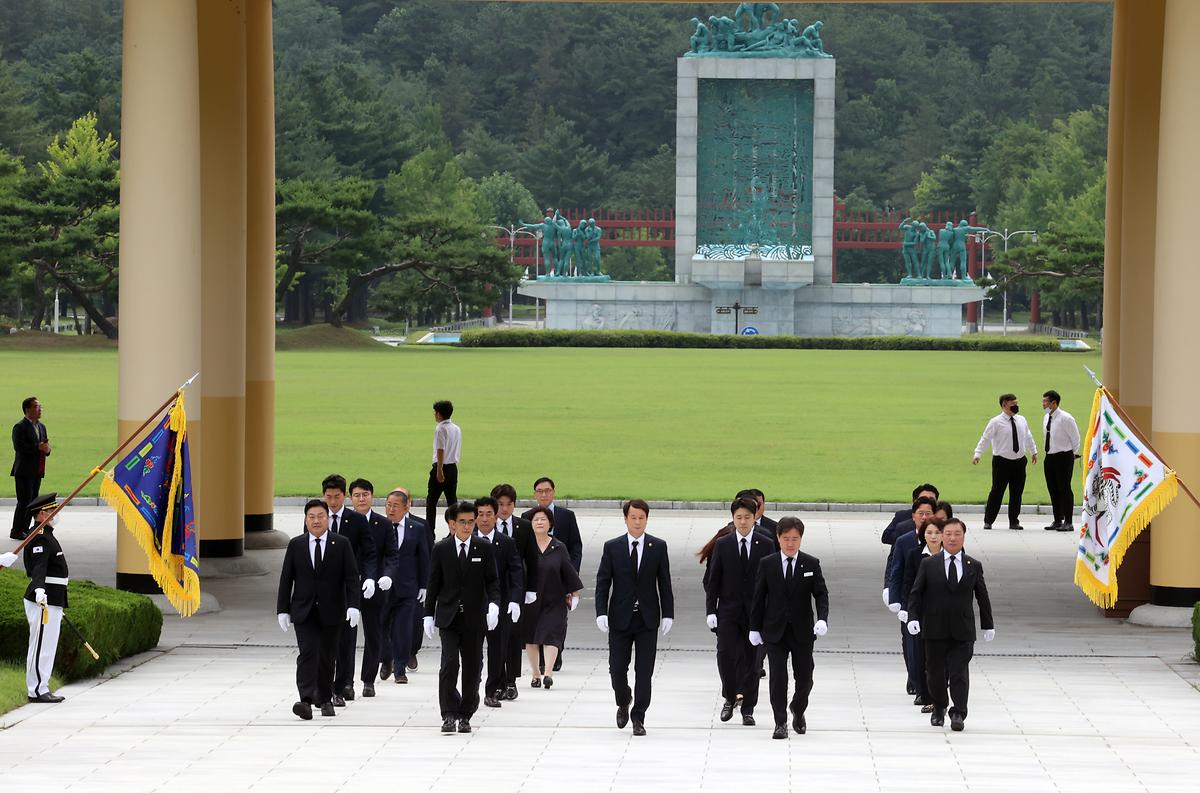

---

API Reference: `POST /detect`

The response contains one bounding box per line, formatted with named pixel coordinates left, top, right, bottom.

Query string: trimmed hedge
left=459, top=328, right=1062, bottom=352
left=0, top=569, right=163, bottom=681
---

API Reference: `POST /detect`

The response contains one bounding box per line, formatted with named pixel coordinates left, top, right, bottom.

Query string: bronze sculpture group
left=687, top=5, right=831, bottom=59
left=520, top=210, right=603, bottom=278
left=900, top=218, right=988, bottom=281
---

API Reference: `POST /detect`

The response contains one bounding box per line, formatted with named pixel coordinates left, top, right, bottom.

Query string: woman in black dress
left=522, top=506, right=583, bottom=689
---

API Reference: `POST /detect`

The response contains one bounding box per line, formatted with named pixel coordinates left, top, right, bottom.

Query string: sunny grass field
left=0, top=342, right=1100, bottom=504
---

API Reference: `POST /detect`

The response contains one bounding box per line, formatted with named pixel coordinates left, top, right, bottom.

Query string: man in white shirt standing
left=972, top=393, right=1038, bottom=530
left=1041, top=389, right=1081, bottom=532
left=425, top=400, right=463, bottom=534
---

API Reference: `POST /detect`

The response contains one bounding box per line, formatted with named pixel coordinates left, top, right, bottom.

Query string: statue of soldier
left=708, top=16, right=736, bottom=51
left=520, top=214, right=559, bottom=277
left=952, top=219, right=990, bottom=280
left=899, top=217, right=919, bottom=279
left=802, top=21, right=826, bottom=54
left=689, top=17, right=712, bottom=54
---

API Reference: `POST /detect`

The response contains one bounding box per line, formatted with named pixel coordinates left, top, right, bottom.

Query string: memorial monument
left=519, top=5, right=984, bottom=337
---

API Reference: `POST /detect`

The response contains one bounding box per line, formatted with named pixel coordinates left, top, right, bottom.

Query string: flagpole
left=1083, top=366, right=1200, bottom=510
left=1, top=373, right=200, bottom=563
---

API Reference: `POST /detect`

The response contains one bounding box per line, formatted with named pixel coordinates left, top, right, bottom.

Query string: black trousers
left=715, top=618, right=760, bottom=714
left=425, top=463, right=458, bottom=533
left=1044, top=451, right=1076, bottom=525
left=438, top=614, right=485, bottom=720
left=381, top=595, right=416, bottom=671
left=984, top=455, right=1027, bottom=527
left=294, top=615, right=340, bottom=705
left=904, top=629, right=928, bottom=699
left=765, top=623, right=815, bottom=726
left=333, top=619, right=357, bottom=692
left=924, top=638, right=974, bottom=718
left=504, top=613, right=523, bottom=687
left=484, top=615, right=512, bottom=695
left=359, top=595, right=384, bottom=685
left=11, top=476, right=39, bottom=539
left=608, top=613, right=658, bottom=721
left=410, top=600, right=424, bottom=659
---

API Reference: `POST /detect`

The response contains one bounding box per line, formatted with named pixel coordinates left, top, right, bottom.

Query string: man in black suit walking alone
left=11, top=397, right=50, bottom=540
left=380, top=488, right=429, bottom=685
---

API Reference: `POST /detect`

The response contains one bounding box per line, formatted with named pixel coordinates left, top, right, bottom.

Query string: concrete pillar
left=197, top=0, right=248, bottom=558
left=1149, top=0, right=1200, bottom=607
left=116, top=0, right=202, bottom=592
left=244, top=0, right=276, bottom=535
left=1101, top=0, right=1126, bottom=393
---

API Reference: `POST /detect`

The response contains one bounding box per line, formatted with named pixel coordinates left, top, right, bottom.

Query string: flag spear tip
left=180, top=372, right=199, bottom=390
left=1083, top=366, right=1103, bottom=388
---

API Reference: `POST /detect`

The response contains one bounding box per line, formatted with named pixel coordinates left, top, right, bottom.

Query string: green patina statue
left=937, top=222, right=956, bottom=278
left=571, top=223, right=587, bottom=276
left=951, top=219, right=989, bottom=279
left=920, top=222, right=938, bottom=280
left=899, top=217, right=919, bottom=279
left=686, top=6, right=831, bottom=58
left=554, top=211, right=573, bottom=274
left=586, top=217, right=603, bottom=273
left=519, top=214, right=559, bottom=276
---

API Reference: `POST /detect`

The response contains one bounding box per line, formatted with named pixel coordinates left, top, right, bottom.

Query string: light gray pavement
left=1, top=507, right=1199, bottom=792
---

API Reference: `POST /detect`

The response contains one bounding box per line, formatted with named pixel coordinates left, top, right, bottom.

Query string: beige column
left=1101, top=0, right=1126, bottom=394
left=197, top=0, right=248, bottom=557
left=1149, top=0, right=1200, bottom=606
left=116, top=1, right=202, bottom=592
left=244, top=0, right=276, bottom=534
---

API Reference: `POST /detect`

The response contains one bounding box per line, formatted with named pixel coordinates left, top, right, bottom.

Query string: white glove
left=897, top=610, right=908, bottom=623
left=568, top=594, right=579, bottom=612
left=524, top=591, right=537, bottom=604
left=34, top=588, right=47, bottom=605
left=596, top=614, right=609, bottom=633
left=417, top=588, right=427, bottom=604
left=346, top=607, right=361, bottom=628
left=486, top=602, right=499, bottom=632
left=706, top=613, right=718, bottom=630
left=277, top=613, right=291, bottom=632
left=907, top=620, right=921, bottom=636
left=882, top=588, right=890, bottom=607
left=423, top=615, right=435, bottom=638
left=888, top=602, right=901, bottom=614
left=661, top=617, right=673, bottom=636
left=378, top=576, right=393, bottom=591
left=362, top=579, right=376, bottom=599
left=983, top=629, right=995, bottom=642
left=748, top=630, right=764, bottom=646
left=813, top=619, right=828, bottom=637
left=0, top=551, right=18, bottom=568
left=507, top=602, right=521, bottom=623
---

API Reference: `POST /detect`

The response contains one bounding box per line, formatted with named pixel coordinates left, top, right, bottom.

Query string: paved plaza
left=1, top=507, right=1198, bottom=792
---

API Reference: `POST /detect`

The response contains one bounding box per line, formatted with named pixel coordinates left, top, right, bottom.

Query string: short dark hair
left=776, top=516, right=805, bottom=537
left=445, top=500, right=476, bottom=523
left=998, top=393, right=1017, bottom=407
left=491, top=483, right=518, bottom=502
left=1043, top=389, right=1062, bottom=405
left=935, top=500, right=954, bottom=519
left=731, top=496, right=758, bottom=516
left=736, top=488, right=765, bottom=501
left=911, top=483, right=939, bottom=500
left=474, top=496, right=499, bottom=512
left=525, top=505, right=555, bottom=529
left=943, top=517, right=967, bottom=533
left=304, top=498, right=329, bottom=514
left=21, top=396, right=37, bottom=412
left=912, top=495, right=938, bottom=514
left=321, top=474, right=347, bottom=494
left=386, top=489, right=409, bottom=505
left=533, top=476, right=555, bottom=490
left=348, top=478, right=374, bottom=495
left=433, top=399, right=454, bottom=419
left=622, top=498, right=650, bottom=517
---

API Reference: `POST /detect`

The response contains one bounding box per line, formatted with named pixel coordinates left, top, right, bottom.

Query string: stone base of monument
left=199, top=554, right=269, bottom=579
left=148, top=590, right=222, bottom=616
left=243, top=528, right=291, bottom=550
left=899, top=276, right=979, bottom=287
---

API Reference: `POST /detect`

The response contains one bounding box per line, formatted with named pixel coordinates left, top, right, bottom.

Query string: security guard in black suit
left=10, top=397, right=50, bottom=540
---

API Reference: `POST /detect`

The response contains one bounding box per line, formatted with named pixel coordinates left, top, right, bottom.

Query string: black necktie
left=1045, top=412, right=1052, bottom=453
left=740, top=537, right=749, bottom=565
left=392, top=523, right=399, bottom=531
left=1010, top=417, right=1019, bottom=453
left=331, top=513, right=339, bottom=534
left=314, top=536, right=323, bottom=568
left=501, top=519, right=509, bottom=535
left=630, top=539, right=639, bottom=573
left=948, top=555, right=958, bottom=587
left=786, top=556, right=794, bottom=580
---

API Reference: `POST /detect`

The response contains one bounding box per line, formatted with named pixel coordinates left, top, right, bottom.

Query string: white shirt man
left=433, top=419, right=462, bottom=465
left=972, top=395, right=1037, bottom=531
left=1041, top=392, right=1082, bottom=532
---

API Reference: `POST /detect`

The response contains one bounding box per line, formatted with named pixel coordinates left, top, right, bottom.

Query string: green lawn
left=0, top=660, right=61, bottom=715
left=0, top=343, right=1100, bottom=503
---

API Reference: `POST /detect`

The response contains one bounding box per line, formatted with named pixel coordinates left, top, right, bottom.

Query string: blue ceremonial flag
left=100, top=389, right=200, bottom=616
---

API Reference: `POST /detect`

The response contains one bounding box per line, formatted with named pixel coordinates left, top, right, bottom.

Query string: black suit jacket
left=277, top=531, right=361, bottom=625
left=705, top=530, right=774, bottom=623
left=908, top=550, right=994, bottom=642
left=11, top=418, right=48, bottom=478
left=524, top=505, right=582, bottom=571
left=384, top=514, right=431, bottom=599
left=750, top=551, right=830, bottom=644
left=880, top=509, right=912, bottom=545
left=327, top=508, right=376, bottom=583
left=479, top=530, right=524, bottom=606
left=425, top=534, right=501, bottom=635
left=500, top=515, right=538, bottom=593
left=594, top=534, right=674, bottom=632
left=361, top=511, right=399, bottom=604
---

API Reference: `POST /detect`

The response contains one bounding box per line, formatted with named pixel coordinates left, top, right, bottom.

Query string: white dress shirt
left=476, top=528, right=495, bottom=543
left=1043, top=407, right=1081, bottom=454
left=392, top=515, right=407, bottom=547
left=432, top=419, right=462, bottom=464
left=309, top=532, right=327, bottom=567
left=457, top=538, right=471, bottom=558
left=734, top=528, right=755, bottom=552
left=627, top=533, right=645, bottom=571
left=943, top=549, right=964, bottom=579
left=497, top=515, right=513, bottom=536
left=974, top=412, right=1037, bottom=460
left=780, top=553, right=798, bottom=576
left=328, top=506, right=346, bottom=533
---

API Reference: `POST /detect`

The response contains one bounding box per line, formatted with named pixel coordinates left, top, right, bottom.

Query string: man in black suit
left=749, top=517, right=829, bottom=740
left=886, top=496, right=938, bottom=696
left=383, top=486, right=430, bottom=675
left=423, top=501, right=501, bottom=734
left=321, top=474, right=377, bottom=705
left=706, top=497, right=774, bottom=725
left=277, top=499, right=362, bottom=720
left=474, top=496, right=524, bottom=708
left=380, top=488, right=429, bottom=685
left=492, top=483, right=538, bottom=700
left=595, top=498, right=674, bottom=736
left=349, top=478, right=400, bottom=697
left=740, top=488, right=779, bottom=538
left=907, top=518, right=995, bottom=732
left=11, top=397, right=50, bottom=540
left=523, top=476, right=581, bottom=672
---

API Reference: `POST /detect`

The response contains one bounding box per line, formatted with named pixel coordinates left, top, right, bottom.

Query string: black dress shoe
left=1057, top=524, right=1075, bottom=533
left=931, top=707, right=945, bottom=727
left=531, top=677, right=541, bottom=688
left=772, top=724, right=788, bottom=739
left=441, top=717, right=457, bottom=733
left=1009, top=524, right=1024, bottom=531
left=27, top=692, right=64, bottom=704
left=395, top=673, right=408, bottom=684
left=720, top=700, right=735, bottom=722
left=380, top=662, right=392, bottom=680
left=1044, top=522, right=1062, bottom=531
left=362, top=685, right=375, bottom=698
left=790, top=706, right=806, bottom=735
left=458, top=719, right=472, bottom=733
left=332, top=694, right=346, bottom=707
left=983, top=524, right=993, bottom=531
left=617, top=704, right=629, bottom=728
left=484, top=695, right=501, bottom=708
left=906, top=682, right=916, bottom=696
left=542, top=676, right=553, bottom=689
left=320, top=702, right=336, bottom=717
left=913, top=695, right=927, bottom=706
left=950, top=712, right=965, bottom=732
left=407, top=656, right=418, bottom=671
left=292, top=701, right=313, bottom=720
left=631, top=720, right=646, bottom=736
left=742, top=714, right=756, bottom=726
left=503, top=686, right=518, bottom=701
left=342, top=685, right=355, bottom=701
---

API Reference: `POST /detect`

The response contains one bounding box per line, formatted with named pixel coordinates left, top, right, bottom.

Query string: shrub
left=0, top=569, right=163, bottom=681
left=459, top=329, right=1061, bottom=352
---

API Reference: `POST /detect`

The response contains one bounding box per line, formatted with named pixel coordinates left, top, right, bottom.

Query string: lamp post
left=489, top=224, right=539, bottom=326
left=975, top=228, right=1038, bottom=335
